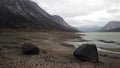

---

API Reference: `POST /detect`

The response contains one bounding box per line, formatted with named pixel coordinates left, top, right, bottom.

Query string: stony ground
left=0, top=31, right=120, bottom=68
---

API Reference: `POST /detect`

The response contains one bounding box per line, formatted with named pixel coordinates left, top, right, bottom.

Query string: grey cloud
left=107, top=9, right=119, bottom=14
left=33, top=0, right=120, bottom=27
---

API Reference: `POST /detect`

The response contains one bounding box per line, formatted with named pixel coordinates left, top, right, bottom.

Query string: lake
left=79, top=32, right=120, bottom=49
left=64, top=32, right=120, bottom=54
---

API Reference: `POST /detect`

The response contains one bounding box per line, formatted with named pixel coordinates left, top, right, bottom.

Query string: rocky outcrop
left=100, top=21, right=120, bottom=32
left=0, top=0, right=77, bottom=31
left=73, top=44, right=99, bottom=62
left=21, top=42, right=40, bottom=55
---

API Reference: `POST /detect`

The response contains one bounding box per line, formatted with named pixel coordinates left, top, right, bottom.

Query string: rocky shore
left=0, top=31, right=120, bottom=68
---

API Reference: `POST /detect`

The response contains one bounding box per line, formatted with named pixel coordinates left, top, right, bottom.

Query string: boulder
left=21, top=42, right=40, bottom=55
left=73, top=44, right=99, bottom=62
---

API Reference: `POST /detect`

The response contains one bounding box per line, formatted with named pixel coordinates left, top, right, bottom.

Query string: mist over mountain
left=100, top=21, right=120, bottom=32
left=76, top=26, right=101, bottom=32
left=0, top=0, right=77, bottom=31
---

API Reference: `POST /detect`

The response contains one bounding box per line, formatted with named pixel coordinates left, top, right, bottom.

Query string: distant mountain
left=100, top=21, right=120, bottom=32
left=0, top=0, right=77, bottom=31
left=76, top=26, right=101, bottom=32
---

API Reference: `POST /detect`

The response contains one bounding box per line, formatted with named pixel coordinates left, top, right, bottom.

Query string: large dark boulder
left=73, top=44, right=99, bottom=62
left=21, top=42, right=40, bottom=55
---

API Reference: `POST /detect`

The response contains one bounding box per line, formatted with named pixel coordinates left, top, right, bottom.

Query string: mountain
left=76, top=26, right=101, bottom=32
left=0, top=0, right=77, bottom=31
left=100, top=21, right=120, bottom=32
left=51, top=15, right=71, bottom=27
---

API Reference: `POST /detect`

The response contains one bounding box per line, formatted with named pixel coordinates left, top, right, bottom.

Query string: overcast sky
left=32, top=0, right=120, bottom=27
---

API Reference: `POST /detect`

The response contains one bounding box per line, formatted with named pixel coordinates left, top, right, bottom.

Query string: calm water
left=79, top=32, right=120, bottom=48
left=64, top=32, right=120, bottom=54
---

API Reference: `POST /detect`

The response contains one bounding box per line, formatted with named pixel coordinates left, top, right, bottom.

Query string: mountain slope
left=100, top=21, right=120, bottom=32
left=51, top=15, right=76, bottom=31
left=0, top=0, right=77, bottom=31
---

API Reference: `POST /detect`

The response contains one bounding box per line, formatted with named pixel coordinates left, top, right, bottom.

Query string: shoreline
left=62, top=32, right=120, bottom=60
left=0, top=31, right=120, bottom=68
left=62, top=41, right=120, bottom=59
left=73, top=32, right=120, bottom=53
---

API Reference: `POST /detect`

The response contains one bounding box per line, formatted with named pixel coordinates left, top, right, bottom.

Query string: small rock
left=50, top=57, right=54, bottom=61
left=103, top=54, right=108, bottom=57
left=73, top=44, right=99, bottom=62
left=0, top=47, right=2, bottom=50
left=36, top=64, right=38, bottom=66
left=21, top=42, right=40, bottom=55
